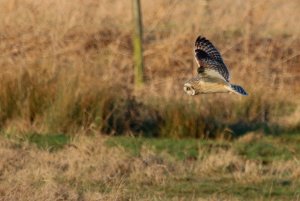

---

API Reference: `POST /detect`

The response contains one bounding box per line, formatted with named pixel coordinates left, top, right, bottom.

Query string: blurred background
left=0, top=0, right=299, bottom=138
left=0, top=0, right=300, bottom=200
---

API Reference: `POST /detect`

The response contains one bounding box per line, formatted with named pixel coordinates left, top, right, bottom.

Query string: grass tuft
left=28, top=133, right=70, bottom=151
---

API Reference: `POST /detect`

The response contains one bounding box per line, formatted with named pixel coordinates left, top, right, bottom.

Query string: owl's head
left=183, top=83, right=196, bottom=96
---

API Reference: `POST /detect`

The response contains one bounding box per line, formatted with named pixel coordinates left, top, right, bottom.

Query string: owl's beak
left=183, top=83, right=196, bottom=96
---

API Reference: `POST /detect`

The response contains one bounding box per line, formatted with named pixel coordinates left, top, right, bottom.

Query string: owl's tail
left=228, top=84, right=248, bottom=96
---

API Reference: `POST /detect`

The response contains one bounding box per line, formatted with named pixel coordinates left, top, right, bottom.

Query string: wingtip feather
left=195, top=36, right=212, bottom=48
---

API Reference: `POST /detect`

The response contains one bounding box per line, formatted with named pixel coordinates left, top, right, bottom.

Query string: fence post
left=132, top=0, right=144, bottom=87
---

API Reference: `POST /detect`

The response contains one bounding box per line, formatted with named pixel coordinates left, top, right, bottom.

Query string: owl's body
left=184, top=36, right=248, bottom=96
left=184, top=74, right=230, bottom=95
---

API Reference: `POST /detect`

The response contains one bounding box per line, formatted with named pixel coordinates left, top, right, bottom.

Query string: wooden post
left=132, top=0, right=144, bottom=87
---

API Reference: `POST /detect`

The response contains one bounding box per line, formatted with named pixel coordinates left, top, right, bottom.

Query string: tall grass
left=0, top=0, right=299, bottom=137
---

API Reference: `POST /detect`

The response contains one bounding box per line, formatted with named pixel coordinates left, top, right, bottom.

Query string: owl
left=183, top=36, right=248, bottom=96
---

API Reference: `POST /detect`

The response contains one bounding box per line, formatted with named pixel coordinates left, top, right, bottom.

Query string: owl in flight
left=184, top=36, right=248, bottom=96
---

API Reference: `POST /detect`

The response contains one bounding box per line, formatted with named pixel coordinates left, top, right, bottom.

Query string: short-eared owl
left=184, top=36, right=248, bottom=96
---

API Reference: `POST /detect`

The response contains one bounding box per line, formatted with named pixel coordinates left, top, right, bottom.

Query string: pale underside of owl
left=183, top=36, right=248, bottom=96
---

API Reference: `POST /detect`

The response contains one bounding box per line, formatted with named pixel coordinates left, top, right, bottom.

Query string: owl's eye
left=197, top=67, right=205, bottom=74
left=186, top=87, right=190, bottom=91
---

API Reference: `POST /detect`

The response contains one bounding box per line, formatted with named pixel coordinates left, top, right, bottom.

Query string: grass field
left=0, top=132, right=300, bottom=200
left=0, top=0, right=299, bottom=136
left=0, top=0, right=300, bottom=200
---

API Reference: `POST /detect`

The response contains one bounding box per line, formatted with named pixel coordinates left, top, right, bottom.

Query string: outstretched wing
left=194, top=36, right=230, bottom=81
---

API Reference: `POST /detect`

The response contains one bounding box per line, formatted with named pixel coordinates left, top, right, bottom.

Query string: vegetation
left=0, top=0, right=299, bottom=138
left=0, top=0, right=299, bottom=200
left=0, top=133, right=300, bottom=200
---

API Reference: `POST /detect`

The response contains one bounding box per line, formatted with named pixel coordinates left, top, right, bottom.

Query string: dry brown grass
left=0, top=135, right=299, bottom=201
left=0, top=0, right=299, bottom=136
left=0, top=1, right=300, bottom=199
left=0, top=0, right=300, bottom=136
